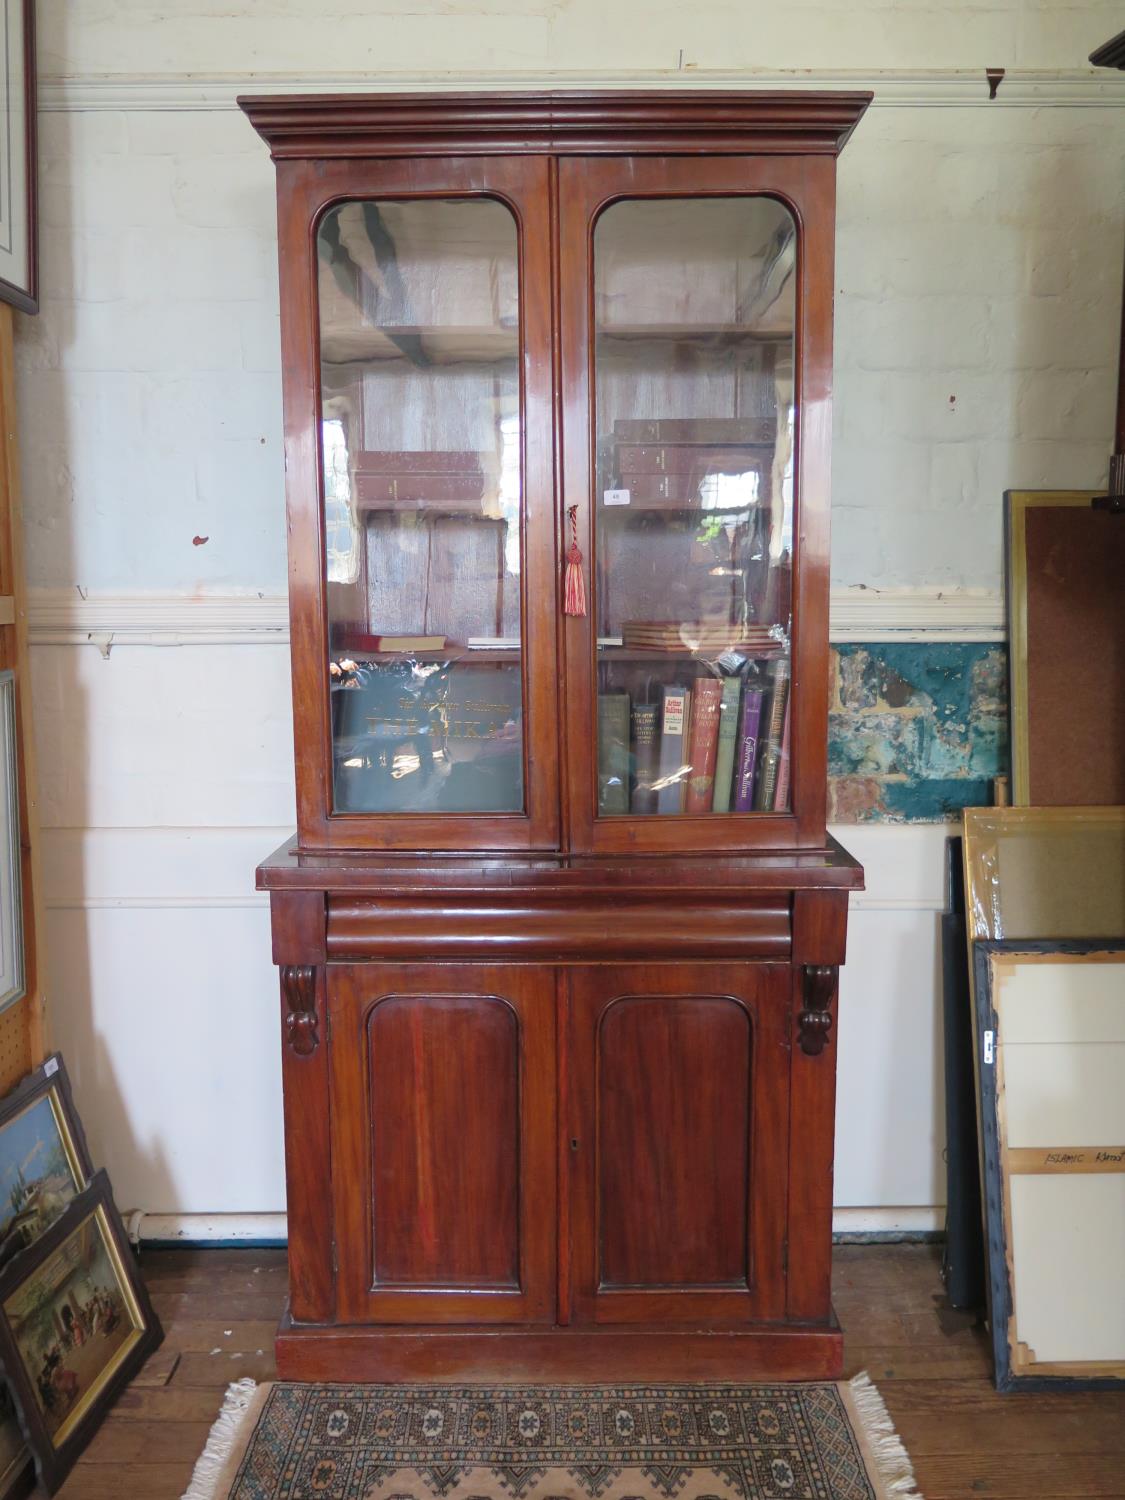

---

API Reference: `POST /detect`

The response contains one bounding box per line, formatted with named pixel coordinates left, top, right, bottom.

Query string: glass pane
left=318, top=199, right=525, bottom=815
left=593, top=197, right=795, bottom=818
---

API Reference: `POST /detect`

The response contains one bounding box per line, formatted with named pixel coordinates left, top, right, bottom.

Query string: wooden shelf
left=321, top=324, right=518, bottom=366
left=597, top=323, right=790, bottom=343
left=338, top=647, right=521, bottom=665
left=598, top=645, right=785, bottom=663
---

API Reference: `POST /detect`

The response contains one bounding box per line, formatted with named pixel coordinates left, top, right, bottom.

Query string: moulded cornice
left=237, top=89, right=872, bottom=159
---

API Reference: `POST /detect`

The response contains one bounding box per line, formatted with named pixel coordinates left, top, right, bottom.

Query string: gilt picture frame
left=0, top=672, right=23, bottom=1014
left=0, top=1054, right=94, bottom=1272
left=0, top=1170, right=162, bottom=1494
left=0, top=0, right=36, bottom=314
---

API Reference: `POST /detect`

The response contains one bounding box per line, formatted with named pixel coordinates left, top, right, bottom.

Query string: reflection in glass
left=593, top=198, right=796, bottom=817
left=317, top=198, right=525, bottom=815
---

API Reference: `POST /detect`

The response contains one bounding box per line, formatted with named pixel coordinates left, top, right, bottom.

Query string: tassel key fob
left=563, top=503, right=587, bottom=617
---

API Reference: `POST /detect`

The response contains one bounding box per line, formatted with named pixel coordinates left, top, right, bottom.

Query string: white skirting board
left=132, top=1208, right=944, bottom=1245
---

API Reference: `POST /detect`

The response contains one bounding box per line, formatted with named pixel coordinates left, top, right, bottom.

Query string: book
left=355, top=472, right=487, bottom=508
left=335, top=630, right=446, bottom=655
left=732, top=686, right=766, bottom=812
left=683, top=678, right=724, bottom=813
left=656, top=685, right=691, bottom=813
left=629, top=702, right=660, bottom=814
left=613, top=417, right=776, bottom=445
left=711, top=676, right=743, bottom=813
left=754, top=660, right=791, bottom=812
left=772, top=688, right=793, bottom=811
left=622, top=621, right=780, bottom=652
left=597, top=693, right=631, bottom=815
left=616, top=442, right=772, bottom=476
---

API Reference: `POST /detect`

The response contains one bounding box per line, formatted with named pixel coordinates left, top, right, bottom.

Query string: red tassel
left=563, top=505, right=587, bottom=617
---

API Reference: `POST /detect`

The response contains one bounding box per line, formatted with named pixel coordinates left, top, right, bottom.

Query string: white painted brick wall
left=35, top=0, right=1125, bottom=75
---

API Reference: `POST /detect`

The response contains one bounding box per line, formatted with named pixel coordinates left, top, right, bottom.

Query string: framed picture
left=0, top=672, right=23, bottom=1014
left=1005, top=490, right=1125, bottom=806
left=0, top=1170, right=162, bottom=1494
left=961, top=806, right=1125, bottom=944
left=0, top=1054, right=93, bottom=1271
left=973, top=939, right=1125, bottom=1390
left=0, top=0, right=36, bottom=314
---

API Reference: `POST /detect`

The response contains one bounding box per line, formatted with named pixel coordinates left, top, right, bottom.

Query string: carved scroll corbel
left=798, top=964, right=836, bottom=1056
left=281, top=965, right=319, bottom=1056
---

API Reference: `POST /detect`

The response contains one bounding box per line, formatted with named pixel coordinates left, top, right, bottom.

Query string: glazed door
left=329, top=964, right=556, bottom=1323
left=278, top=154, right=559, bottom=850
left=564, top=964, right=790, bottom=1324
left=559, top=155, right=836, bottom=853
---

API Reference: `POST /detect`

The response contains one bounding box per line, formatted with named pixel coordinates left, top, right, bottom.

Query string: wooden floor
left=47, top=1242, right=1125, bottom=1500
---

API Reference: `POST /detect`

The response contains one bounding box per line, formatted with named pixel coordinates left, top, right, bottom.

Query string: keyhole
left=570, top=1137, right=579, bottom=1152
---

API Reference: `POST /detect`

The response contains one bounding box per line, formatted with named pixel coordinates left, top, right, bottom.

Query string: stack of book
left=621, top=621, right=782, bottom=655
left=597, top=658, right=791, bottom=817
left=353, top=450, right=488, bottom=511
left=601, top=418, right=774, bottom=511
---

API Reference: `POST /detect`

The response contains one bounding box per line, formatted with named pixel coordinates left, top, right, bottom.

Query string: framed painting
left=973, top=939, right=1125, bottom=1390
left=0, top=1054, right=94, bottom=1271
left=0, top=672, right=22, bottom=1014
left=0, top=1170, right=162, bottom=1494
left=961, top=806, right=1125, bottom=945
left=1005, top=490, right=1125, bottom=806
left=0, top=0, right=35, bottom=314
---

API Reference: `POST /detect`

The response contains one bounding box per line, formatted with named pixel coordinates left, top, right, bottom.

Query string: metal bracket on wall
left=798, top=965, right=836, bottom=1056
left=281, top=965, right=319, bottom=1056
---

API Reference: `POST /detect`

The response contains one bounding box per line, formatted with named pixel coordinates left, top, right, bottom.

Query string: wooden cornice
left=237, top=89, right=872, bottom=160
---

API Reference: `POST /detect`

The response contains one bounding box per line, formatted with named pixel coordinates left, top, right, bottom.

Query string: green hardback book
left=597, top=692, right=631, bottom=814
left=710, top=675, right=744, bottom=813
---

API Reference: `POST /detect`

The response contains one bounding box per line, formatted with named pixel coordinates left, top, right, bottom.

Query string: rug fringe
left=847, top=1373, right=924, bottom=1499
left=181, top=1379, right=259, bottom=1500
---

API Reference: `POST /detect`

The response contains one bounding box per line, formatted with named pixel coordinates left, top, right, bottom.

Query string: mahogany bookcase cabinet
left=243, top=90, right=868, bottom=1381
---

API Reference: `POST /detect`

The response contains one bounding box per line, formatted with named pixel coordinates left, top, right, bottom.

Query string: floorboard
left=38, top=1243, right=1125, bottom=1500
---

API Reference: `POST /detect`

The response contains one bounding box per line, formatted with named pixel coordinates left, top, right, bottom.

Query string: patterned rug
left=182, top=1379, right=921, bottom=1500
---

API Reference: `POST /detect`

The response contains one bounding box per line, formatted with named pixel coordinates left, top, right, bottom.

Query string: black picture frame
left=0, top=1383, right=32, bottom=1500
left=973, top=937, right=1125, bottom=1392
left=0, top=1170, right=163, bottom=1494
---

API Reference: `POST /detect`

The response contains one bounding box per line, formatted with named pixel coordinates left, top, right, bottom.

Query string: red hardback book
left=682, top=678, right=725, bottom=813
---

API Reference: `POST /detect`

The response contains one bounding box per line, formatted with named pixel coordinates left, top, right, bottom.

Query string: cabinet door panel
left=331, top=964, right=555, bottom=1323
left=598, top=995, right=751, bottom=1289
left=559, top=155, right=837, bottom=853
left=565, top=964, right=789, bottom=1324
left=369, top=993, right=520, bottom=1289
left=277, top=154, right=560, bottom=851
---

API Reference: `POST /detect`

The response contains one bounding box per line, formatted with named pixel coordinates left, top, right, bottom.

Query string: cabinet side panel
left=368, top=993, right=520, bottom=1289
left=278, top=962, right=335, bottom=1323
left=787, top=890, right=847, bottom=1320
left=598, top=995, right=751, bottom=1289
